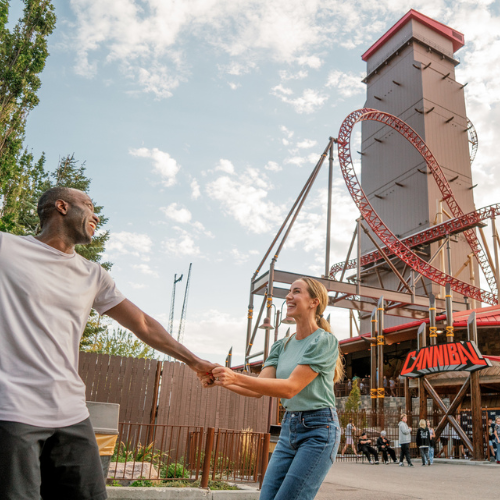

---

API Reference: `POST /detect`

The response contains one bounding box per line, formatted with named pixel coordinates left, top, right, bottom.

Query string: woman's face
left=285, top=280, right=318, bottom=319
left=427, top=420, right=430, bottom=427
left=402, top=415, right=407, bottom=423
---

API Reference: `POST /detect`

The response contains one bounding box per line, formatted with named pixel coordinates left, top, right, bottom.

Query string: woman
left=427, top=419, right=435, bottom=465
left=416, top=419, right=431, bottom=466
left=376, top=430, right=397, bottom=464
left=398, top=414, right=413, bottom=467
left=204, top=277, right=343, bottom=500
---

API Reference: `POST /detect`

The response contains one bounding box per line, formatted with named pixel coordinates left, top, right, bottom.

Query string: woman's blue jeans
left=260, top=408, right=340, bottom=500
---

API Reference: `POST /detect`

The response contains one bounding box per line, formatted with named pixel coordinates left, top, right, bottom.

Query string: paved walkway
left=316, top=461, right=499, bottom=499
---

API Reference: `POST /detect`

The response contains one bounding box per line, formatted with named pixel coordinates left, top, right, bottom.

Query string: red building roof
left=361, top=9, right=465, bottom=62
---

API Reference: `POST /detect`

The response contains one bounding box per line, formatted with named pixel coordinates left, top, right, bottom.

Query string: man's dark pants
left=0, top=418, right=107, bottom=500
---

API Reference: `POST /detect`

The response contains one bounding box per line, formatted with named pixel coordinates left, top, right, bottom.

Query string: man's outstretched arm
left=105, top=299, right=216, bottom=373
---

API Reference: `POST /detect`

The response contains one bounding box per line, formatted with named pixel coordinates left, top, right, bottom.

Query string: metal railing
left=109, top=422, right=270, bottom=488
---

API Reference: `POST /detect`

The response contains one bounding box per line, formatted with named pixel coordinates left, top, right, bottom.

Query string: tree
left=82, top=328, right=157, bottom=360
left=345, top=379, right=361, bottom=412
left=0, top=1, right=56, bottom=232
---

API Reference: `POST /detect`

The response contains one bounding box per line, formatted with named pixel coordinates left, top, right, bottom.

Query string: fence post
left=258, top=433, right=271, bottom=489
left=201, top=427, right=215, bottom=489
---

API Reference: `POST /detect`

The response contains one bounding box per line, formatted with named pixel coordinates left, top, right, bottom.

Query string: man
left=0, top=187, right=216, bottom=500
left=358, top=431, right=379, bottom=464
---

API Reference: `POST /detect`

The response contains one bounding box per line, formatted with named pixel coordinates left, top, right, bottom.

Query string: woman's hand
left=212, top=366, right=238, bottom=387
left=197, top=370, right=216, bottom=388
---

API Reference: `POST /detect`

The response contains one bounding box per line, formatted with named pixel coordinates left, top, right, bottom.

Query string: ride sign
left=400, top=341, right=491, bottom=378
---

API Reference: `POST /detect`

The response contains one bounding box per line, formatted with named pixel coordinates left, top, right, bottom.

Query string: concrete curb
left=433, top=458, right=498, bottom=467
left=106, top=487, right=260, bottom=499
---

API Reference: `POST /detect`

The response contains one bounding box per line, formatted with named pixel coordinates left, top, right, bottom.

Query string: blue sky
left=14, top=0, right=500, bottom=366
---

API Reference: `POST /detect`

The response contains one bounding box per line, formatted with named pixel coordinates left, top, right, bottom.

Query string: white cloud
left=297, top=139, right=317, bottom=149
left=279, top=69, right=308, bottom=80
left=265, top=161, right=282, bottom=172
left=132, top=263, right=158, bottom=277
left=106, top=231, right=153, bottom=259
left=296, top=55, right=322, bottom=68
left=160, top=203, right=192, bottom=223
left=190, top=178, right=201, bottom=199
left=206, top=167, right=284, bottom=234
left=271, top=84, right=293, bottom=96
left=228, top=82, right=241, bottom=90
left=129, top=147, right=181, bottom=187
left=129, top=282, right=147, bottom=289
left=326, top=70, right=365, bottom=98
left=162, top=227, right=201, bottom=256
left=215, top=159, right=235, bottom=174
left=272, top=87, right=328, bottom=114
left=218, top=61, right=257, bottom=76
left=280, top=125, right=294, bottom=139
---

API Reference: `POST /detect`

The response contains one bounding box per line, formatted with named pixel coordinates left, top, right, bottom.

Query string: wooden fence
left=78, top=352, right=271, bottom=432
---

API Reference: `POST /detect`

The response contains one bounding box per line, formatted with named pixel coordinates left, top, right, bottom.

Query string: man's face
left=64, top=190, right=100, bottom=245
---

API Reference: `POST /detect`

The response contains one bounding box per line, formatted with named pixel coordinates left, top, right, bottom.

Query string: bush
left=131, top=477, right=153, bottom=487
left=161, top=462, right=189, bottom=479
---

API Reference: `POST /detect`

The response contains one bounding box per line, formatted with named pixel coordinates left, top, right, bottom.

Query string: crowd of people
left=340, top=375, right=405, bottom=397
left=338, top=414, right=500, bottom=465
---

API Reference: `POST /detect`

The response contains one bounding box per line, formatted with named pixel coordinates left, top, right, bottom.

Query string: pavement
left=316, top=461, right=499, bottom=500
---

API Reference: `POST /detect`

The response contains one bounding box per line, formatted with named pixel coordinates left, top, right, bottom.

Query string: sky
left=12, top=0, right=500, bottom=366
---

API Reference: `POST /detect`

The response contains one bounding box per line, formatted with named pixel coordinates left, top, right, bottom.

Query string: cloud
left=132, top=263, right=158, bottom=277
left=129, top=282, right=147, bottom=289
left=215, top=159, right=235, bottom=174
left=228, top=82, right=241, bottom=90
left=106, top=231, right=153, bottom=259
left=297, top=139, right=317, bottom=149
left=280, top=125, right=294, bottom=139
left=162, top=227, right=201, bottom=256
left=206, top=167, right=284, bottom=234
left=265, top=161, right=283, bottom=172
left=279, top=69, right=308, bottom=80
left=190, top=178, right=201, bottom=199
left=326, top=70, right=365, bottom=98
left=160, top=203, right=192, bottom=223
left=129, top=147, right=181, bottom=187
left=272, top=87, right=328, bottom=114
left=218, top=61, right=257, bottom=76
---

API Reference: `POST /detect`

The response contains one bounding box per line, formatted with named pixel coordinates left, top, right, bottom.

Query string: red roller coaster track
left=330, top=203, right=500, bottom=277
left=336, top=108, right=498, bottom=306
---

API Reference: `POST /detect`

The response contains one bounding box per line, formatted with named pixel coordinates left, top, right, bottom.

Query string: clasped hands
left=197, top=364, right=236, bottom=388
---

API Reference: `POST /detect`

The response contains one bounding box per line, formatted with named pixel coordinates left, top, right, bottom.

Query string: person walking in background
left=389, top=377, right=396, bottom=397
left=416, top=419, right=431, bottom=466
left=202, top=277, right=343, bottom=500
left=358, top=432, right=379, bottom=464
left=494, top=416, right=500, bottom=464
left=436, top=422, right=450, bottom=458
left=377, top=431, right=397, bottom=464
left=427, top=419, right=435, bottom=465
left=398, top=414, right=413, bottom=467
left=342, top=419, right=359, bottom=457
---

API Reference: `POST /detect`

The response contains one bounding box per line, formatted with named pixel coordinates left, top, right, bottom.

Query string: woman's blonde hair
left=400, top=413, right=407, bottom=421
left=297, top=277, right=344, bottom=383
left=419, top=419, right=427, bottom=428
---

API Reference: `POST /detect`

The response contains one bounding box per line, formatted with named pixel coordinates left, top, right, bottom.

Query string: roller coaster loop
left=336, top=108, right=497, bottom=305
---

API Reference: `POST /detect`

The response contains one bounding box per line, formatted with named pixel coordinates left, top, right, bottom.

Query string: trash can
left=86, top=402, right=120, bottom=479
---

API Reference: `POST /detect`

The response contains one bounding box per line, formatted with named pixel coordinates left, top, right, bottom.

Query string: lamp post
left=258, top=301, right=296, bottom=347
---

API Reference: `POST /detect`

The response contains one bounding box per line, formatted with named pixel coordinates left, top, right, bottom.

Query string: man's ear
left=54, top=199, right=70, bottom=215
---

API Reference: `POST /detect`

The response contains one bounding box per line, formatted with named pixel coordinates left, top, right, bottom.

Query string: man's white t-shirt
left=0, top=232, right=125, bottom=427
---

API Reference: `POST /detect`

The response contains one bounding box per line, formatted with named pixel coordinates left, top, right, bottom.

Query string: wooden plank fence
left=78, top=352, right=270, bottom=432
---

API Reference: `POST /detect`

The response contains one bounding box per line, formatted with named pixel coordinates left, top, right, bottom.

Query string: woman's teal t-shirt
left=262, top=328, right=338, bottom=411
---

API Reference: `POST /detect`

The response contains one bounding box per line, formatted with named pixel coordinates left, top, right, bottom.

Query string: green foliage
left=345, top=379, right=361, bottom=412
left=111, top=440, right=164, bottom=463
left=82, top=327, right=157, bottom=359
left=130, top=477, right=154, bottom=488
left=0, top=0, right=55, bottom=232
left=160, top=462, right=189, bottom=479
